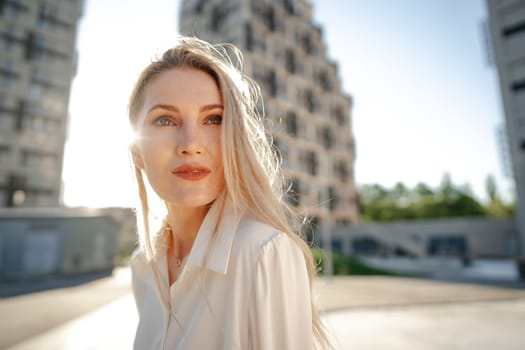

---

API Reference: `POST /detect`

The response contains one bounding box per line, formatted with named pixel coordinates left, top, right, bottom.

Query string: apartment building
left=179, top=0, right=359, bottom=242
left=0, top=0, right=83, bottom=207
left=487, top=0, right=525, bottom=256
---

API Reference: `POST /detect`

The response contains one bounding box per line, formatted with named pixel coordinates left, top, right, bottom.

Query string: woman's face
left=133, top=68, right=225, bottom=209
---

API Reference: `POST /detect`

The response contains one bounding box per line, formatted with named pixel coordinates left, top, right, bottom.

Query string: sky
left=62, top=0, right=512, bottom=208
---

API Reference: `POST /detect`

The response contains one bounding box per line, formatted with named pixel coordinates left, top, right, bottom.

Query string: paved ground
left=314, top=275, right=525, bottom=311
left=324, top=298, right=525, bottom=350
left=2, top=267, right=525, bottom=350
left=0, top=268, right=131, bottom=349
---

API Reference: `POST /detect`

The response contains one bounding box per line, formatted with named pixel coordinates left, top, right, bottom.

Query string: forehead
left=142, top=68, right=222, bottom=111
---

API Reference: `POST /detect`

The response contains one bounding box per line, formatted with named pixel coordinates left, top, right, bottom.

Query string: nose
left=176, top=124, right=203, bottom=156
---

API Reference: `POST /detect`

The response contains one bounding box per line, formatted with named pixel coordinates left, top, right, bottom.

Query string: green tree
left=484, top=174, right=515, bottom=217
left=486, top=175, right=497, bottom=203
left=357, top=173, right=513, bottom=222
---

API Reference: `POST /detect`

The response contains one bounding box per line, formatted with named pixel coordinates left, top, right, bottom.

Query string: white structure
left=487, top=0, right=525, bottom=257
left=0, top=0, right=83, bottom=207
left=332, top=216, right=517, bottom=258
left=0, top=207, right=118, bottom=279
left=179, top=0, right=359, bottom=248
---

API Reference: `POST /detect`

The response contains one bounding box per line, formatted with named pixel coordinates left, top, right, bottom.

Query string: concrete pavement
left=7, top=295, right=137, bottom=350
left=0, top=268, right=131, bottom=349
left=3, top=267, right=525, bottom=349
left=323, top=298, right=525, bottom=350
left=314, top=275, right=525, bottom=311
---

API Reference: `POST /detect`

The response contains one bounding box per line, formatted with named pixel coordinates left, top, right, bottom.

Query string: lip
left=171, top=164, right=211, bottom=181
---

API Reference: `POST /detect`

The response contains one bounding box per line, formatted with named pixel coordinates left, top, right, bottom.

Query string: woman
left=128, top=36, right=330, bottom=349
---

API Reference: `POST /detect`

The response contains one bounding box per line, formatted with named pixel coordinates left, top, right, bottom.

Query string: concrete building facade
left=487, top=0, right=525, bottom=257
left=332, top=217, right=518, bottom=259
left=178, top=0, right=359, bottom=244
left=0, top=0, right=83, bottom=207
left=0, top=207, right=118, bottom=279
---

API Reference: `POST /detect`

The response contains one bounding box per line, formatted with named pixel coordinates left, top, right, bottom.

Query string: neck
left=165, top=204, right=211, bottom=257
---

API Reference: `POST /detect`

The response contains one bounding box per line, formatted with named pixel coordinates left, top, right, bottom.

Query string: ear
left=130, top=143, right=144, bottom=169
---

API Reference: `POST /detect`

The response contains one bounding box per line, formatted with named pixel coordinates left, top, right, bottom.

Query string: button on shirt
left=131, top=199, right=314, bottom=350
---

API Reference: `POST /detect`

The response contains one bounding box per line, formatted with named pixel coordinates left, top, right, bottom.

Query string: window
left=427, top=235, right=468, bottom=257
left=336, top=218, right=350, bottom=226
left=328, top=186, right=339, bottom=210
left=245, top=23, right=253, bottom=51
left=20, top=149, right=58, bottom=169
left=287, top=177, right=301, bottom=207
left=283, top=0, right=294, bottom=15
left=25, top=32, right=39, bottom=61
left=319, top=126, right=334, bottom=149
left=332, top=238, right=343, bottom=254
left=264, top=5, right=275, bottom=32
left=37, top=3, right=72, bottom=31
left=304, top=89, right=318, bottom=113
left=304, top=216, right=319, bottom=245
left=300, top=150, right=317, bottom=176
left=0, top=95, right=5, bottom=129
left=253, top=65, right=275, bottom=97
left=512, top=79, right=525, bottom=93
left=0, top=146, right=9, bottom=166
left=30, top=69, right=64, bottom=95
left=15, top=99, right=25, bottom=131
left=285, top=49, right=295, bottom=74
left=2, top=24, right=17, bottom=52
left=7, top=0, right=29, bottom=19
left=22, top=114, right=36, bottom=131
left=37, top=3, right=50, bottom=30
left=267, top=69, right=277, bottom=97
left=318, top=70, right=332, bottom=92
left=210, top=6, right=226, bottom=31
left=0, top=62, right=18, bottom=87
left=273, top=138, right=288, bottom=163
left=334, top=160, right=349, bottom=182
left=25, top=31, right=68, bottom=62
left=333, top=105, right=347, bottom=126
left=285, top=111, right=297, bottom=136
left=302, top=32, right=315, bottom=55
left=193, top=0, right=206, bottom=14
left=502, top=20, right=525, bottom=37
left=6, top=173, right=26, bottom=207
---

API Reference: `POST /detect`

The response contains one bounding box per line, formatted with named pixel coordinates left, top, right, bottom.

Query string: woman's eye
left=153, top=117, right=175, bottom=126
left=207, top=115, right=223, bottom=125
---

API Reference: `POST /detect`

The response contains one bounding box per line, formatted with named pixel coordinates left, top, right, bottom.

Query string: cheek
left=139, top=137, right=172, bottom=168
left=210, top=131, right=223, bottom=167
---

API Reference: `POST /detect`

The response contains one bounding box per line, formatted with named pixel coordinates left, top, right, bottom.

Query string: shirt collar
left=185, top=195, right=243, bottom=274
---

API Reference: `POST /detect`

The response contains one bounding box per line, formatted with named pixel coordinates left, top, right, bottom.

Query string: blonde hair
left=128, top=36, right=330, bottom=349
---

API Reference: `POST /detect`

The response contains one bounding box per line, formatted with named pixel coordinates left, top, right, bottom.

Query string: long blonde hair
left=128, top=36, right=330, bottom=349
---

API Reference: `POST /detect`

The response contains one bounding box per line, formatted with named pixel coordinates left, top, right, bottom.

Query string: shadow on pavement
left=0, top=270, right=114, bottom=298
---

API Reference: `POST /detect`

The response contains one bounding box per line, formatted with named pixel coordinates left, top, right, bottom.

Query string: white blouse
left=131, top=199, right=313, bottom=350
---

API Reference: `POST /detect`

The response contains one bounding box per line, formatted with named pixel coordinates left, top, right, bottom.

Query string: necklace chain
left=166, top=223, right=184, bottom=268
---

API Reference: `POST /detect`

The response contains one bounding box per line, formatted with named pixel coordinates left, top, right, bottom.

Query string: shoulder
left=130, top=248, right=154, bottom=283
left=130, top=248, right=147, bottom=268
left=231, top=217, right=304, bottom=265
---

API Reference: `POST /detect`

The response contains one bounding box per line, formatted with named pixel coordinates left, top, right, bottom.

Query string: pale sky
left=62, top=0, right=512, bottom=208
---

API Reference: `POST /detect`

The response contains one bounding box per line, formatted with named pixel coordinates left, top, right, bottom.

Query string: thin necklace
left=166, top=224, right=183, bottom=267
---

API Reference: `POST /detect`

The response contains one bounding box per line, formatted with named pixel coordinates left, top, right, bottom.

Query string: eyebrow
left=147, top=103, right=224, bottom=114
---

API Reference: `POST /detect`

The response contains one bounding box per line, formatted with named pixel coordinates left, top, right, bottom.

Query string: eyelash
left=153, top=115, right=223, bottom=126
left=153, top=114, right=223, bottom=126
left=153, top=116, right=176, bottom=126
left=206, top=115, right=223, bottom=125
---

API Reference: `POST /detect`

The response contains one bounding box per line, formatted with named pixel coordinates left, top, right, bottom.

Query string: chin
left=165, top=192, right=219, bottom=209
